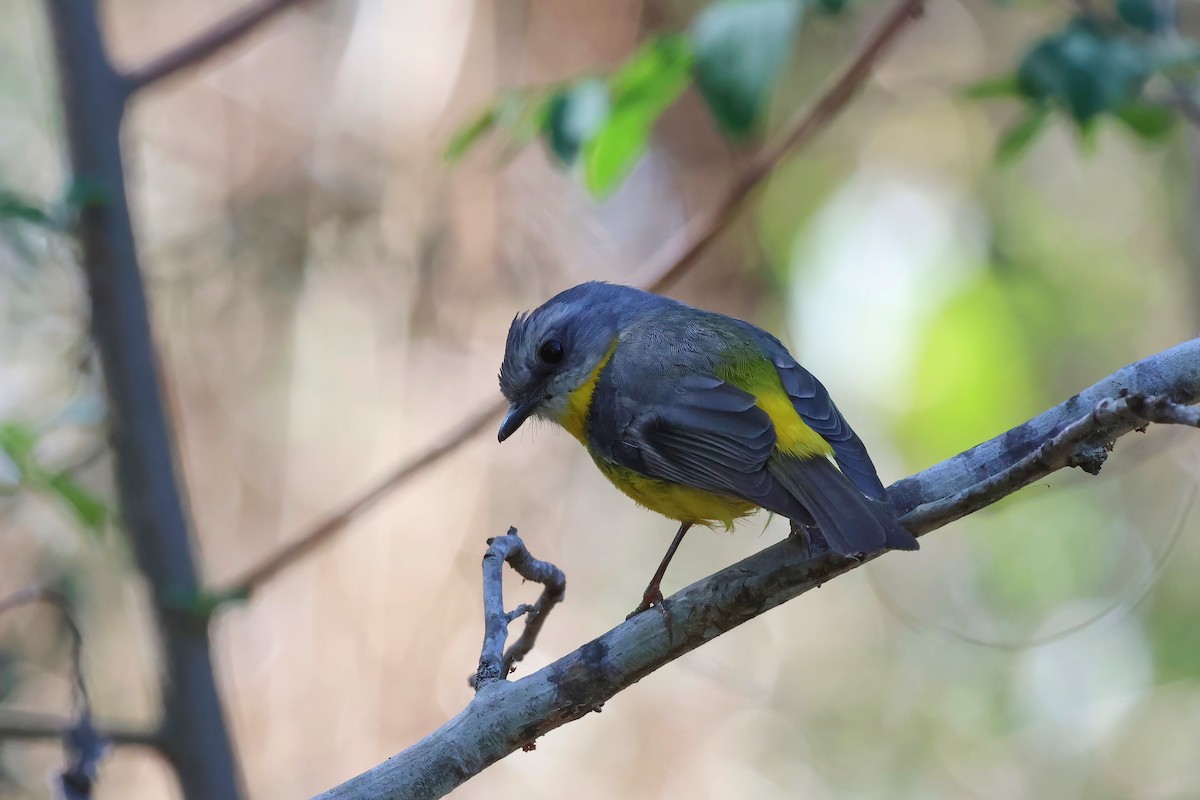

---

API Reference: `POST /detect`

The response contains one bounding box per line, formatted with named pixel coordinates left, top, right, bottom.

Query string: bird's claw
left=627, top=587, right=674, bottom=637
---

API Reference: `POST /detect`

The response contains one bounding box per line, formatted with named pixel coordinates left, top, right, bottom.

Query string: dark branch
left=474, top=528, right=567, bottom=688
left=124, top=0, right=316, bottom=94
left=313, top=338, right=1200, bottom=800
left=222, top=0, right=925, bottom=601
left=44, top=2, right=243, bottom=796
left=0, top=711, right=159, bottom=749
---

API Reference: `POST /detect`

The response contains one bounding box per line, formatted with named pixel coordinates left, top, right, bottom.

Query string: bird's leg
left=788, top=520, right=818, bottom=561
left=628, top=522, right=692, bottom=622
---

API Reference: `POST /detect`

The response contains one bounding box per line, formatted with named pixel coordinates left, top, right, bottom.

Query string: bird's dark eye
left=538, top=339, right=564, bottom=365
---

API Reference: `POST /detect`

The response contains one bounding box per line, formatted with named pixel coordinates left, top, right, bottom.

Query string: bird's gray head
left=497, top=282, right=659, bottom=441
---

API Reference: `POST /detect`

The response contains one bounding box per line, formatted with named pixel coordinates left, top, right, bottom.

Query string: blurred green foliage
left=690, top=0, right=803, bottom=137
left=901, top=275, right=1038, bottom=465
left=0, top=424, right=108, bottom=538
left=580, top=35, right=694, bottom=195
left=969, top=5, right=1200, bottom=161
left=446, top=0, right=812, bottom=196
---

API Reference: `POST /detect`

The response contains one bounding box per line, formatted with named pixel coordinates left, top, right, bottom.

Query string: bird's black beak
left=498, top=399, right=538, bottom=442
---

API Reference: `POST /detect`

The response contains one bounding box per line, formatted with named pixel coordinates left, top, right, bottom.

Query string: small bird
left=498, top=282, right=917, bottom=617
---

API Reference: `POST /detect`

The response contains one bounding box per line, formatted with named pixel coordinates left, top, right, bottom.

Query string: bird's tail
left=767, top=456, right=918, bottom=555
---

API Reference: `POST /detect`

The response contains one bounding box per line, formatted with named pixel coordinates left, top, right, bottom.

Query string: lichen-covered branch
left=313, top=338, right=1200, bottom=800
left=474, top=528, right=567, bottom=688
left=888, top=337, right=1200, bottom=522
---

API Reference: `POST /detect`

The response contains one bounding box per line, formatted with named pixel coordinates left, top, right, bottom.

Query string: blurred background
left=2, top=0, right=1199, bottom=798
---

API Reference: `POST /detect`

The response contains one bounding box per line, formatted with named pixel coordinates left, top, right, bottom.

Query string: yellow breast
left=557, top=343, right=616, bottom=444
left=595, top=460, right=756, bottom=530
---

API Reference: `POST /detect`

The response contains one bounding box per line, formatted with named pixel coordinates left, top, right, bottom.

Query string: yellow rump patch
left=754, top=389, right=834, bottom=459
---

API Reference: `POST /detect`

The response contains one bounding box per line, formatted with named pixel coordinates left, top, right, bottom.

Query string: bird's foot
left=627, top=586, right=674, bottom=636
left=789, top=523, right=818, bottom=561
left=627, top=585, right=663, bottom=620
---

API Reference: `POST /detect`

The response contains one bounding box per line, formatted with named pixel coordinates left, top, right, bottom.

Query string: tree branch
left=473, top=528, right=567, bottom=688
left=313, top=338, right=1200, bottom=800
left=43, top=2, right=243, bottom=797
left=886, top=337, right=1200, bottom=520
left=224, top=0, right=925, bottom=600
left=123, top=0, right=316, bottom=94
left=0, top=710, right=159, bottom=749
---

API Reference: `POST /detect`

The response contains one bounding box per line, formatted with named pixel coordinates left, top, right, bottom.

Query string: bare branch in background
left=221, top=401, right=505, bottom=597
left=226, top=0, right=926, bottom=601
left=0, top=585, right=144, bottom=795
left=0, top=710, right=159, bottom=748
left=0, top=586, right=87, bottom=703
left=314, top=338, right=1200, bottom=800
left=473, top=528, right=567, bottom=688
left=636, top=0, right=925, bottom=291
left=123, top=0, right=316, bottom=94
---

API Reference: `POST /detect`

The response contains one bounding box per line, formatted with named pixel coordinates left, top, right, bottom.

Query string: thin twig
left=124, top=0, right=316, bottom=94
left=221, top=401, right=504, bottom=596
left=473, top=528, right=567, bottom=688
left=226, top=0, right=925, bottom=601
left=0, top=586, right=87, bottom=710
left=0, top=710, right=159, bottom=748
left=0, top=584, right=143, bottom=794
left=636, top=0, right=925, bottom=291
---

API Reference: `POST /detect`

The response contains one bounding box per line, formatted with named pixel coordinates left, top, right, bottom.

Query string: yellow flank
left=558, top=341, right=617, bottom=444
left=596, top=460, right=756, bottom=529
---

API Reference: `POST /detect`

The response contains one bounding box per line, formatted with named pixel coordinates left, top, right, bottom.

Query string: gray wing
left=770, top=353, right=888, bottom=500
left=621, top=374, right=779, bottom=501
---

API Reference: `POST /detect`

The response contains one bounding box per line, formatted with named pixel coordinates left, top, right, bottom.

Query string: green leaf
left=813, top=0, right=850, bottom=15
left=444, top=106, right=499, bottom=164
left=963, top=73, right=1022, bottom=100
left=63, top=178, right=110, bottom=212
left=1016, top=19, right=1150, bottom=125
left=0, top=423, right=37, bottom=467
left=995, top=107, right=1050, bottom=164
left=544, top=79, right=611, bottom=165
left=1114, top=102, right=1176, bottom=139
left=583, top=36, right=694, bottom=196
left=45, top=473, right=108, bottom=536
left=0, top=191, right=55, bottom=228
left=690, top=0, right=803, bottom=137
left=1117, top=0, right=1166, bottom=34
left=165, top=586, right=252, bottom=620
left=444, top=89, right=556, bottom=164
